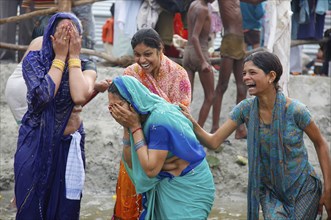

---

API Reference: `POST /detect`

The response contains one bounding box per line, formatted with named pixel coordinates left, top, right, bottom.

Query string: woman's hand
left=162, top=156, right=189, bottom=176
left=94, top=79, right=112, bottom=93
left=68, top=22, right=82, bottom=59
left=110, top=103, right=141, bottom=130
left=179, top=103, right=197, bottom=125
left=50, top=23, right=70, bottom=60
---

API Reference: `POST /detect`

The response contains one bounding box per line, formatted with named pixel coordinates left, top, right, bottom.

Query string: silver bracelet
left=134, top=139, right=146, bottom=151
left=122, top=138, right=130, bottom=147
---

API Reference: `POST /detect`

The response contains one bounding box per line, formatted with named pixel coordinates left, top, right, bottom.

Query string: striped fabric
left=260, top=175, right=321, bottom=219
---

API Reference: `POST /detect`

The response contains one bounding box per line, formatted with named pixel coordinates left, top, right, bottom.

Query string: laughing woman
left=107, top=75, right=215, bottom=219
left=112, top=28, right=191, bottom=219
left=180, top=51, right=331, bottom=219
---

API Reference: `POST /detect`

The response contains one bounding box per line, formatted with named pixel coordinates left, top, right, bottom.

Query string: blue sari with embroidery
left=14, top=13, right=91, bottom=220
left=113, top=76, right=215, bottom=220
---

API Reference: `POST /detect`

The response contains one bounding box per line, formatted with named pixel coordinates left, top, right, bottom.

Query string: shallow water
left=2, top=191, right=329, bottom=219
left=80, top=193, right=249, bottom=220
left=0, top=191, right=249, bottom=220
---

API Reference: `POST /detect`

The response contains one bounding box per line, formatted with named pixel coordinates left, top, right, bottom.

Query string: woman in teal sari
left=180, top=51, right=331, bottom=219
left=107, top=75, right=215, bottom=219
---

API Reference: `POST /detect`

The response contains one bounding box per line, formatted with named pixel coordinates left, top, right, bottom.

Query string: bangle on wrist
left=52, top=59, right=65, bottom=72
left=68, top=58, right=81, bottom=69
left=131, top=127, right=142, bottom=135
left=122, top=138, right=130, bottom=147
left=134, top=139, right=146, bottom=151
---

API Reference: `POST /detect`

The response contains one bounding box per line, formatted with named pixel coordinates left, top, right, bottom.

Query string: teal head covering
left=113, top=75, right=171, bottom=115
left=111, top=75, right=206, bottom=190
left=111, top=75, right=209, bottom=219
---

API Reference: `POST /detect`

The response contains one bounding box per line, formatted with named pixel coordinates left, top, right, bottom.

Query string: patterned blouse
left=229, top=97, right=319, bottom=202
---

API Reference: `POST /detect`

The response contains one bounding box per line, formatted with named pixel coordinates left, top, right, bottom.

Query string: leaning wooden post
left=58, top=0, right=72, bottom=12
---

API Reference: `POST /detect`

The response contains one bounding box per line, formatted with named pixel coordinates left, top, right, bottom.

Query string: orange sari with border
left=113, top=54, right=191, bottom=219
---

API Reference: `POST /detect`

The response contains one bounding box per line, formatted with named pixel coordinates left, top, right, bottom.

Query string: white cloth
left=113, top=0, right=141, bottom=58
left=290, top=46, right=303, bottom=73
left=65, top=131, right=85, bottom=200
left=136, top=0, right=162, bottom=30
left=264, top=0, right=292, bottom=96
left=5, top=62, right=28, bottom=124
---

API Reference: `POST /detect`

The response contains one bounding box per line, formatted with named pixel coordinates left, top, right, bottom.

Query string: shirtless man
left=211, top=0, right=265, bottom=138
left=183, top=0, right=215, bottom=128
left=210, top=0, right=246, bottom=138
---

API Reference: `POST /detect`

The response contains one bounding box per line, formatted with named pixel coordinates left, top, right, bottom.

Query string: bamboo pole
left=3, top=39, right=328, bottom=67
left=73, top=0, right=105, bottom=7
left=0, top=42, right=133, bottom=67
left=58, top=0, right=72, bottom=12
left=0, top=0, right=105, bottom=25
left=0, top=8, right=58, bottom=25
left=291, top=38, right=328, bottom=47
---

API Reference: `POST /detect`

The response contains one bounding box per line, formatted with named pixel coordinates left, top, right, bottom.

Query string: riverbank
left=0, top=60, right=330, bottom=219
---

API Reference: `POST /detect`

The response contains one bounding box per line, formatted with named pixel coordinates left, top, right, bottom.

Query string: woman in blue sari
left=180, top=51, right=331, bottom=219
left=107, top=75, right=215, bottom=219
left=14, top=12, right=97, bottom=219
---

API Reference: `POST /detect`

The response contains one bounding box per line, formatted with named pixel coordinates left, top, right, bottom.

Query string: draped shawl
left=247, top=91, right=289, bottom=219
left=114, top=55, right=191, bottom=219
left=15, top=12, right=82, bottom=218
left=123, top=54, right=191, bottom=107
left=113, top=76, right=213, bottom=219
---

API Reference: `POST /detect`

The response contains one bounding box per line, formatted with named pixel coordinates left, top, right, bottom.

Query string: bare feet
left=235, top=124, right=247, bottom=139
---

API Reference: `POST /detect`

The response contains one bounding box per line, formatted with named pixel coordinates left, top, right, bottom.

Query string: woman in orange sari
left=115, top=28, right=191, bottom=219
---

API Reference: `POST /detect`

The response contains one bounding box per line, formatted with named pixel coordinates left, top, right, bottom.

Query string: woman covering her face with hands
left=93, top=28, right=192, bottom=219
left=180, top=51, right=331, bottom=219
left=107, top=75, right=215, bottom=220
left=14, top=12, right=97, bottom=219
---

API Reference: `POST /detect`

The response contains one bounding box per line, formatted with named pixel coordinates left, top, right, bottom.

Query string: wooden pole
left=1, top=37, right=329, bottom=66
left=58, top=0, right=72, bottom=12
left=0, top=0, right=105, bottom=25
left=291, top=38, right=328, bottom=47
left=73, top=0, right=105, bottom=7
left=0, top=42, right=133, bottom=67
left=0, top=8, right=58, bottom=25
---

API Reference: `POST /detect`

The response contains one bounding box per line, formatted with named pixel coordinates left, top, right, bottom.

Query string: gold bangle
left=52, top=59, right=65, bottom=72
left=68, top=58, right=81, bottom=69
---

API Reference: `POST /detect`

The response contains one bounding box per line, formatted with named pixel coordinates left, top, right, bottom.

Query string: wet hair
left=108, top=82, right=126, bottom=101
left=244, top=51, right=283, bottom=89
left=131, top=28, right=163, bottom=51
